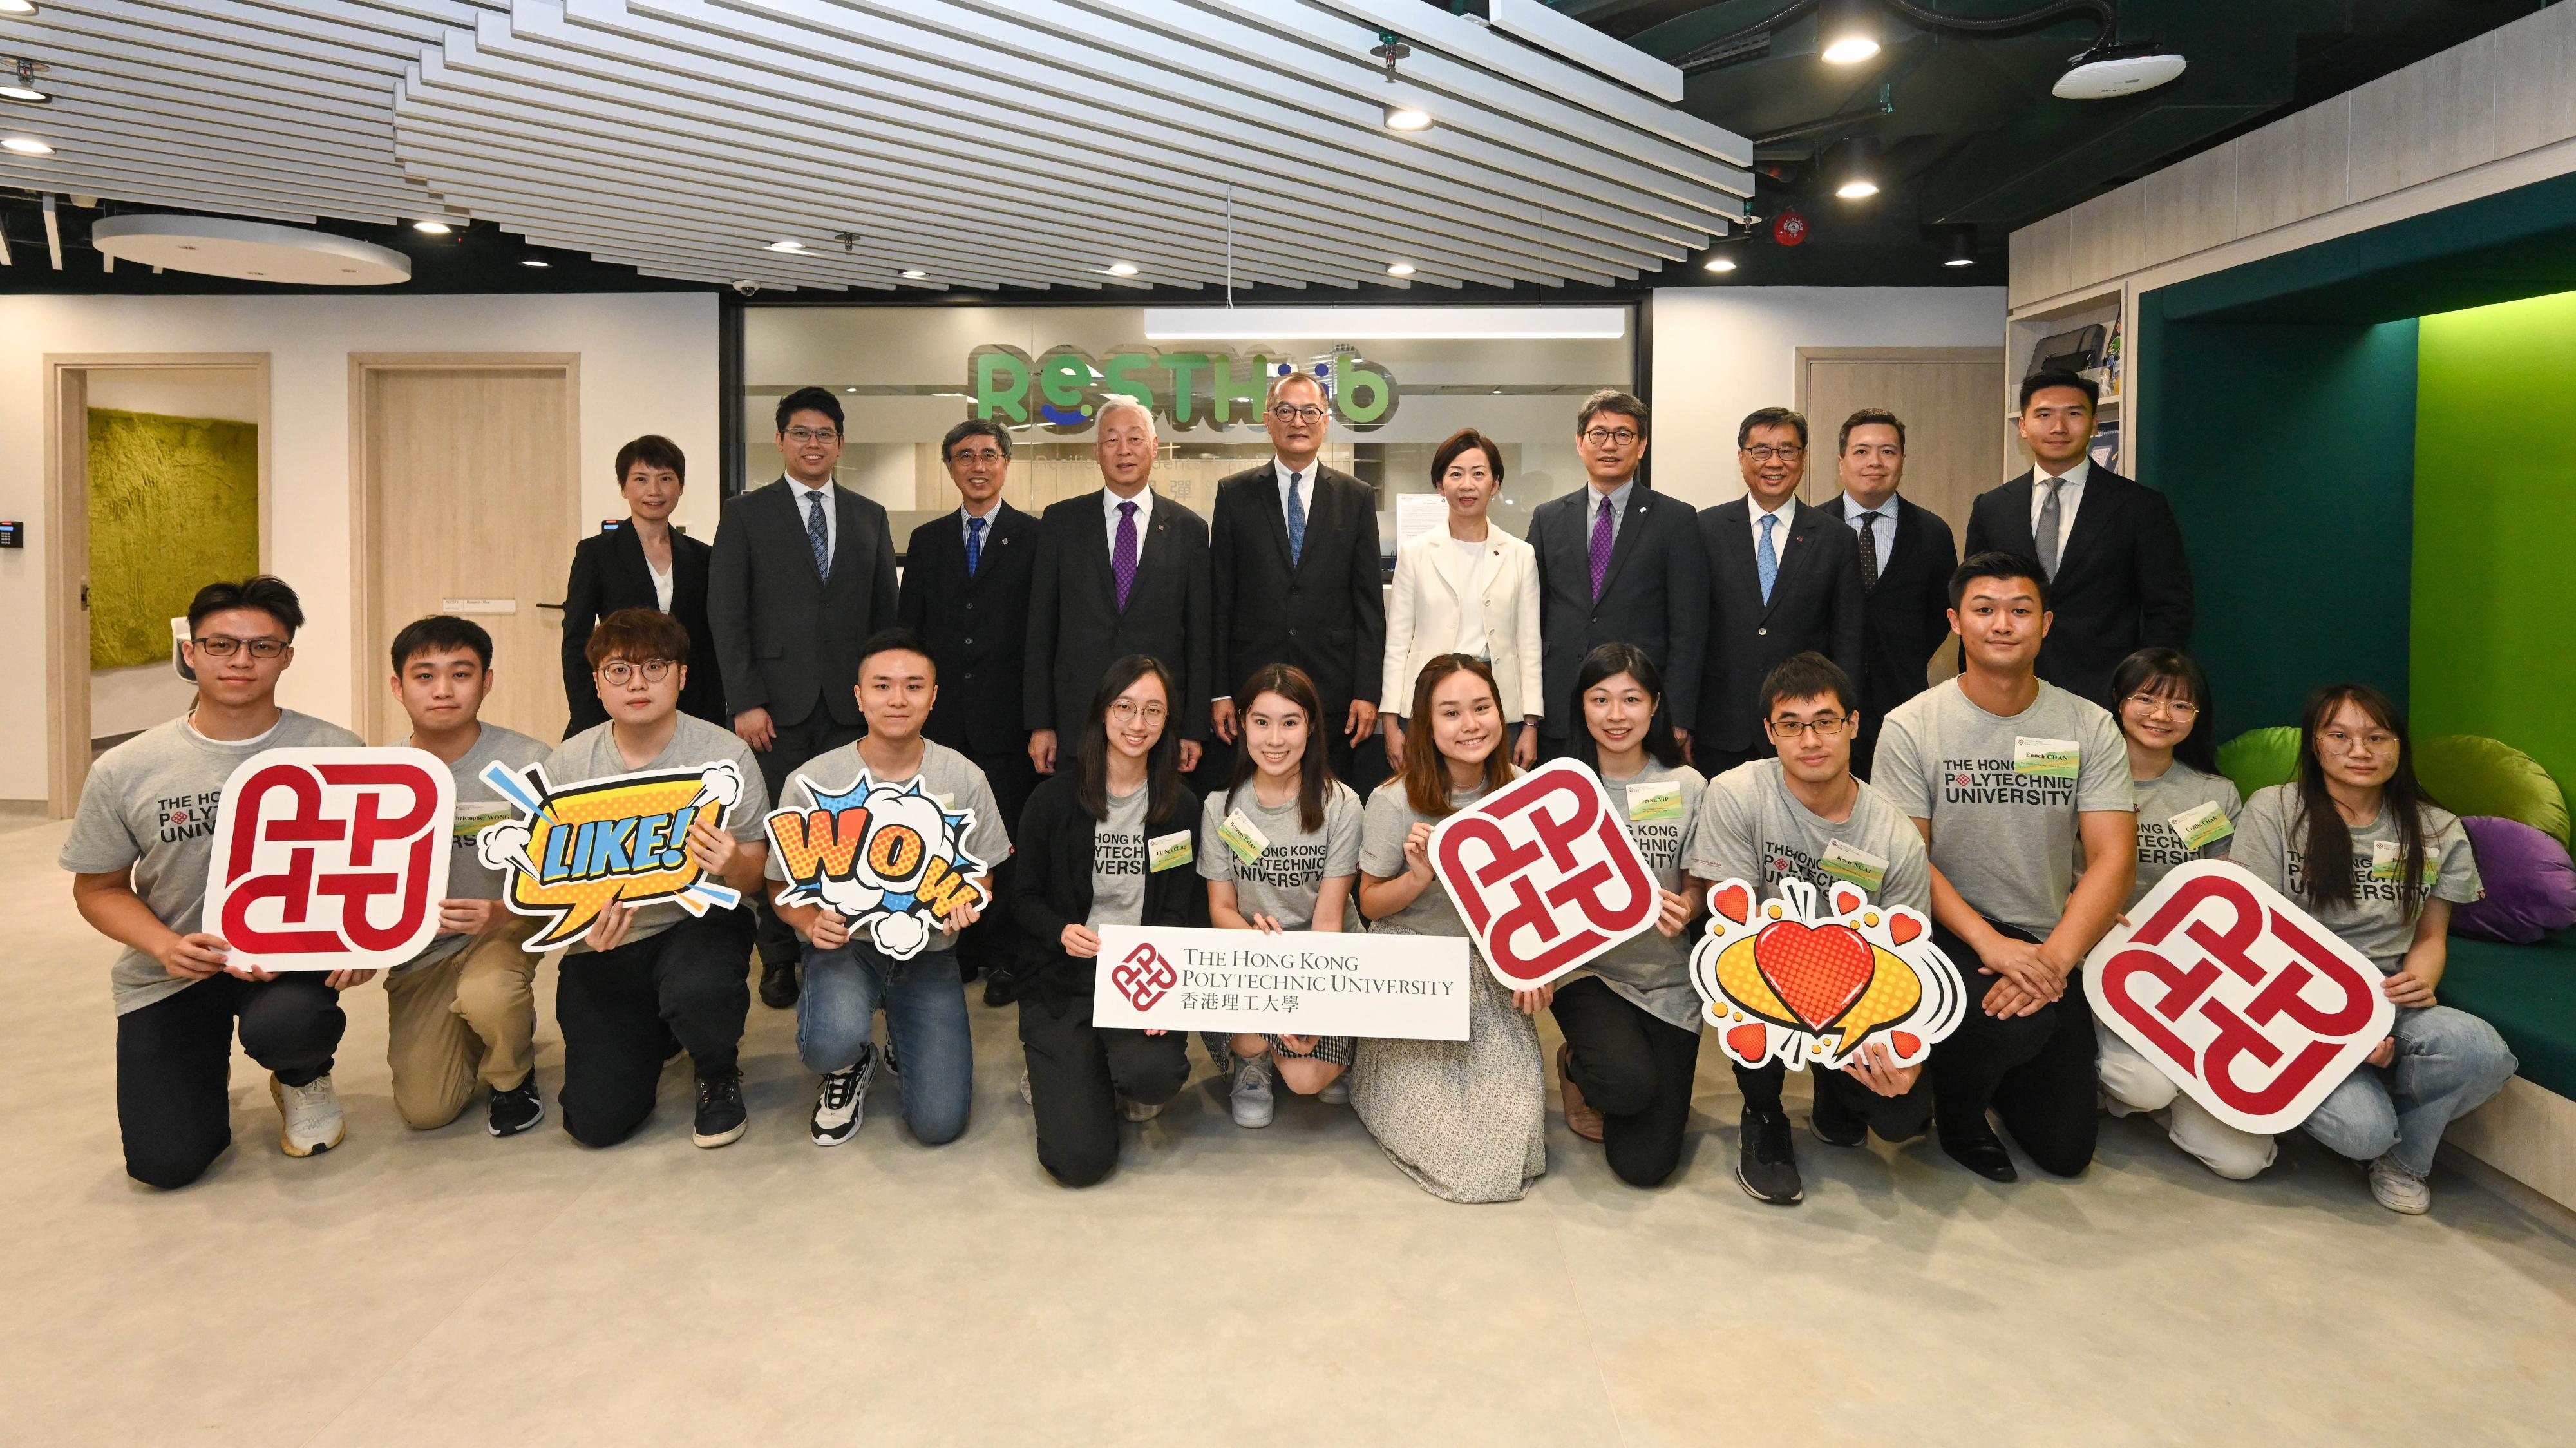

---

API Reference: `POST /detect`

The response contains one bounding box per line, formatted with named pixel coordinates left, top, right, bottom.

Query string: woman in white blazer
left=1381, top=428, right=1544, bottom=770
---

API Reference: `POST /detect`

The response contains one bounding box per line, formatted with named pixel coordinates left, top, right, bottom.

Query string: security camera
left=733, top=279, right=762, bottom=296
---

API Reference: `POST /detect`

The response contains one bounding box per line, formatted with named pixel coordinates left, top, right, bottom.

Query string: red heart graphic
left=1751, top=920, right=1876, bottom=1032
left=1888, top=914, right=1922, bottom=946
left=1711, top=883, right=1751, bottom=924
left=1725, top=1023, right=1769, bottom=1060
left=1832, top=886, right=1863, bottom=916
left=1891, top=1031, right=1921, bottom=1056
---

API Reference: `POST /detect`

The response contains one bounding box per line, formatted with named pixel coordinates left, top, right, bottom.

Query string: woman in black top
left=1010, top=654, right=1206, bottom=1187
left=560, top=435, right=724, bottom=736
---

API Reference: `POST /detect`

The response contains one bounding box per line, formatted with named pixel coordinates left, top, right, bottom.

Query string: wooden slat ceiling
left=0, top=0, right=1752, bottom=291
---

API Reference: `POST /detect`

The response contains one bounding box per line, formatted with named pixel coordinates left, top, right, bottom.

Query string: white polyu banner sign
left=1091, top=924, right=1470, bottom=1041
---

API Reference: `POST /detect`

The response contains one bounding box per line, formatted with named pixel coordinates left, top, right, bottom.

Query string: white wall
left=1649, top=286, right=2007, bottom=506
left=0, top=292, right=719, bottom=800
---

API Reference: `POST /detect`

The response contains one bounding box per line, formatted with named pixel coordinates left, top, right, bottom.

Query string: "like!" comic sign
left=1428, top=759, right=1660, bottom=989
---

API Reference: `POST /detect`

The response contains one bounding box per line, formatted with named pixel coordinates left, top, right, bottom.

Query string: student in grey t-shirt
left=2221, top=685, right=2514, bottom=1215
left=61, top=577, right=366, bottom=1186
left=1870, top=553, right=2135, bottom=1183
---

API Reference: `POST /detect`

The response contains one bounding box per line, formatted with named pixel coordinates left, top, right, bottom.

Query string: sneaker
left=1231, top=1054, right=1276, bottom=1129
left=1117, top=1093, right=1163, bottom=1123
left=2368, top=1153, right=2432, bottom=1215
left=810, top=1049, right=875, bottom=1147
left=693, top=1070, right=748, bottom=1148
left=1318, top=1075, right=1350, bottom=1106
left=487, top=1072, right=544, bottom=1138
left=1019, top=1067, right=1034, bottom=1105
left=1557, top=1042, right=1604, bottom=1143
left=271, top=1073, right=346, bottom=1158
left=1734, top=1107, right=1803, bottom=1205
left=881, top=1036, right=900, bottom=1080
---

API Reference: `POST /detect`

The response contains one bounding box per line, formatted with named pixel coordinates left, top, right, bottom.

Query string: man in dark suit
left=1023, top=394, right=1215, bottom=776
left=560, top=433, right=724, bottom=735
left=899, top=417, right=1039, bottom=996
left=1694, top=407, right=1866, bottom=775
left=1207, top=370, right=1385, bottom=784
left=708, top=385, right=900, bottom=1008
left=1832, top=408, right=1957, bottom=777
left=1528, top=390, right=1706, bottom=765
left=1964, top=371, right=2193, bottom=706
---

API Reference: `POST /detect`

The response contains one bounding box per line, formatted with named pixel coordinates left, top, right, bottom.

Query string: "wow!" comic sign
left=473, top=759, right=745, bottom=950
left=764, top=768, right=990, bottom=960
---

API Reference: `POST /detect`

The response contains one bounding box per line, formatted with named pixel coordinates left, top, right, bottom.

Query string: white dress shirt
left=1841, top=493, right=1898, bottom=577
left=1447, top=533, right=1496, bottom=656
left=648, top=560, right=674, bottom=612
left=2029, top=457, right=2090, bottom=560
left=785, top=475, right=838, bottom=573
left=1745, top=493, right=1799, bottom=555
left=1101, top=486, right=1154, bottom=557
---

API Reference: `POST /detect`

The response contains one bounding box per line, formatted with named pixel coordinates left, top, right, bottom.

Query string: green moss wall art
left=86, top=408, right=260, bottom=671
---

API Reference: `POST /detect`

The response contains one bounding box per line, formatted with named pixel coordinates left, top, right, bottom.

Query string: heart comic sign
left=201, top=747, right=454, bottom=973
left=1690, top=876, right=1966, bottom=1072
left=2085, top=859, right=2394, bottom=1135
left=1427, top=759, right=1661, bottom=989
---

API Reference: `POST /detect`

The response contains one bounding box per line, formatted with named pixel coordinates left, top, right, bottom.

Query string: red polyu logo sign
left=1427, top=760, right=1660, bottom=988
left=2084, top=860, right=2395, bottom=1134
left=1112, top=940, right=1178, bottom=1011
left=202, top=747, right=454, bottom=973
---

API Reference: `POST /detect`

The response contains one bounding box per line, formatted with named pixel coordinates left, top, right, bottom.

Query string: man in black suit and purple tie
left=1832, top=408, right=1958, bottom=777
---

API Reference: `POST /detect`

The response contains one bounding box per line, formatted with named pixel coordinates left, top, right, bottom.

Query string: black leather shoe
left=981, top=965, right=1021, bottom=1008
left=1939, top=1119, right=2018, bottom=1181
left=1734, top=1107, right=1804, bottom=1205
left=1810, top=1086, right=1866, bottom=1148
left=758, top=960, right=800, bottom=1009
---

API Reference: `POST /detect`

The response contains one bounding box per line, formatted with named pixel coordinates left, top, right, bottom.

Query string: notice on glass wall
left=1397, top=493, right=1450, bottom=549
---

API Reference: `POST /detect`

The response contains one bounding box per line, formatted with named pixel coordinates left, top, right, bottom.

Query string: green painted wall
left=2414, top=290, right=2576, bottom=792
left=87, top=408, right=260, bottom=670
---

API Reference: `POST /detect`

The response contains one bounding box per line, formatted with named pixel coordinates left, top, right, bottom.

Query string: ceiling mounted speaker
left=2054, top=48, right=2187, bottom=100
left=90, top=214, right=412, bottom=285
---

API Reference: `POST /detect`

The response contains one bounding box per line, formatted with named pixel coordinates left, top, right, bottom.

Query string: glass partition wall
left=739, top=305, right=1636, bottom=558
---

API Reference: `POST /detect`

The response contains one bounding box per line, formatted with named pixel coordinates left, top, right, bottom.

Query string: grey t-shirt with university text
left=1198, top=779, right=1365, bottom=932
left=1567, top=759, right=1705, bottom=1030
left=401, top=721, right=553, bottom=973
left=1088, top=786, right=1152, bottom=929
left=2228, top=784, right=2482, bottom=974
left=1359, top=781, right=1490, bottom=940
left=765, top=739, right=1012, bottom=955
left=540, top=714, right=769, bottom=954
left=1686, top=758, right=1932, bottom=917
left=2121, top=762, right=2242, bottom=909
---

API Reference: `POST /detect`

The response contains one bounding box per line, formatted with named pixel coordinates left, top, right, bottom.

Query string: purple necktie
left=1113, top=499, right=1139, bottom=611
left=1588, top=493, right=1615, bottom=600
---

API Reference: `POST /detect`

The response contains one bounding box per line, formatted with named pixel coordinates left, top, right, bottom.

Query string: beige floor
left=14, top=816, right=2576, bottom=1447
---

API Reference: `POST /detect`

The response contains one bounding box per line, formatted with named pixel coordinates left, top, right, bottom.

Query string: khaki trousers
left=384, top=918, right=544, bottom=1129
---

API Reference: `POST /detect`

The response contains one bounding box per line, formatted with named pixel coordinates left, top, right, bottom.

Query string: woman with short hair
left=1380, top=430, right=1543, bottom=772
left=560, top=435, right=724, bottom=736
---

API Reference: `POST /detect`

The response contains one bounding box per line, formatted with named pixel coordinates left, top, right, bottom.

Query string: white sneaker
left=2368, top=1154, right=2432, bottom=1215
left=1019, top=1067, right=1033, bottom=1105
left=1117, top=1093, right=1163, bottom=1123
left=1318, top=1075, right=1350, bottom=1106
left=1231, top=1054, right=1276, bottom=1129
left=810, top=1049, right=875, bottom=1147
left=270, top=1073, right=346, bottom=1158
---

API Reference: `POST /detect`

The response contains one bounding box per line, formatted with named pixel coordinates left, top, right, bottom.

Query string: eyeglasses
left=2318, top=728, right=2399, bottom=754
left=1108, top=700, right=1167, bottom=726
left=1580, top=427, right=1640, bottom=447
left=784, top=426, right=840, bottom=444
left=1742, top=444, right=1806, bottom=463
left=192, top=635, right=287, bottom=659
left=1268, top=404, right=1327, bottom=424
left=1765, top=715, right=1850, bottom=739
left=597, top=658, right=676, bottom=685
left=948, top=446, right=1006, bottom=464
left=2123, top=692, right=2199, bottom=719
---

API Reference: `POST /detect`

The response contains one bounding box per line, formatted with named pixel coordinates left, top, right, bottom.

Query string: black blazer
left=1008, top=772, right=1206, bottom=1002
left=1694, top=499, right=1866, bottom=753
left=1209, top=461, right=1386, bottom=716
left=1023, top=490, right=1216, bottom=743
left=1963, top=466, right=2193, bottom=705
left=898, top=502, right=1041, bottom=757
left=559, top=522, right=725, bottom=737
left=1852, top=493, right=1958, bottom=745
left=706, top=478, right=900, bottom=730
left=1527, top=484, right=1709, bottom=738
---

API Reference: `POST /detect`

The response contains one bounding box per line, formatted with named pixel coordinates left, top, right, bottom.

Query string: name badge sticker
left=2170, top=800, right=2235, bottom=852
left=2370, top=839, right=2401, bottom=880
left=1216, top=809, right=1271, bottom=866
left=1149, top=830, right=1195, bottom=873
left=1626, top=779, right=1684, bottom=823
left=2014, top=736, right=2081, bottom=779
left=1818, top=837, right=1890, bottom=895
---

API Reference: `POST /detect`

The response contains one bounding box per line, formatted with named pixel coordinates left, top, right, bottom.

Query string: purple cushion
left=2454, top=815, right=2576, bottom=945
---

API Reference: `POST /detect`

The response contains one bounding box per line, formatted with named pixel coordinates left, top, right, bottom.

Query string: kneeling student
left=1686, top=653, right=1937, bottom=1205
left=379, top=616, right=553, bottom=1136
left=1199, top=663, right=1364, bottom=1128
left=65, top=577, right=370, bottom=1188
left=548, top=609, right=770, bottom=1150
left=768, top=629, right=1007, bottom=1148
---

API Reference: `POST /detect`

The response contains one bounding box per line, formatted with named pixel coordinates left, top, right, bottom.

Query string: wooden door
left=355, top=356, right=579, bottom=743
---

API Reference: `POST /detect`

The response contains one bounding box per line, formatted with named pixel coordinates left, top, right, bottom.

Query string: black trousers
left=1018, top=989, right=1191, bottom=1188
left=555, top=909, right=755, bottom=1147
left=1736, top=1056, right=1935, bottom=1140
left=1927, top=919, right=2098, bottom=1177
left=115, top=973, right=345, bottom=1189
left=1551, top=975, right=1704, bottom=1188
left=956, top=746, right=1038, bottom=978
left=751, top=707, right=865, bottom=970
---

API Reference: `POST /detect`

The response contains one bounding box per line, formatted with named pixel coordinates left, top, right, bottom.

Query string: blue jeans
left=795, top=941, right=974, bottom=1145
left=2302, top=1004, right=2517, bottom=1177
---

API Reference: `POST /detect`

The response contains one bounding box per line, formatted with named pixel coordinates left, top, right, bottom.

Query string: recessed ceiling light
left=1386, top=262, right=1416, bottom=277
left=843, top=386, right=857, bottom=393
left=1819, top=0, right=1881, bottom=65
left=0, top=3, right=39, bottom=15
left=1835, top=179, right=1879, bottom=199
left=521, top=258, right=549, bottom=267
left=1105, top=262, right=1139, bottom=277
left=411, top=219, right=452, bottom=234
left=1704, top=256, right=1737, bottom=272
left=1, top=134, right=52, bottom=155
left=766, top=239, right=804, bottom=252
left=900, top=268, right=927, bottom=279
left=1, top=60, right=50, bottom=104
left=1383, top=105, right=1432, bottom=133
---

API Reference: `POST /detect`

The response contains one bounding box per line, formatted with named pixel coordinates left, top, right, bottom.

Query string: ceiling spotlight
left=1, top=133, right=51, bottom=155
left=1704, top=256, right=1737, bottom=273
left=1828, top=136, right=1881, bottom=200
left=411, top=218, right=453, bottom=234
left=1105, top=262, right=1139, bottom=277
left=1940, top=228, right=1977, bottom=267
left=0, top=59, right=50, bottom=104
left=1386, top=262, right=1416, bottom=277
left=0, top=3, right=38, bottom=14
left=1818, top=0, right=1881, bottom=66
left=2055, top=43, right=2188, bottom=100
left=900, top=268, right=927, bottom=279
left=520, top=257, right=549, bottom=268
left=766, top=239, right=804, bottom=252
left=1383, top=104, right=1433, bottom=133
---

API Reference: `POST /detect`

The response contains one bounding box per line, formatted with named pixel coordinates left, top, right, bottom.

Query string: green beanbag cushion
left=2416, top=734, right=2570, bottom=844
left=2216, top=727, right=2301, bottom=798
